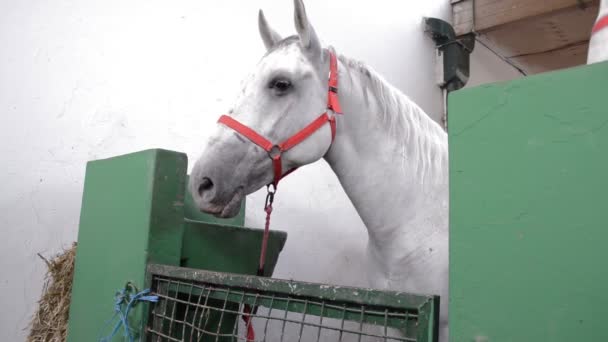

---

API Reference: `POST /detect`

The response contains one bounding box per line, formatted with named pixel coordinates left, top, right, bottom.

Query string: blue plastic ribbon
left=99, top=286, right=159, bottom=342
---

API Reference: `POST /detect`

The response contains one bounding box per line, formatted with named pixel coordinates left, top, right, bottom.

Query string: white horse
left=588, top=0, right=608, bottom=64
left=189, top=0, right=449, bottom=340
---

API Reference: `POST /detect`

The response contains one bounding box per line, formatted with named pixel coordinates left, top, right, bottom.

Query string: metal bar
left=338, top=304, right=346, bottom=342
left=158, top=278, right=171, bottom=337
left=416, top=296, right=440, bottom=342
left=214, top=288, right=231, bottom=342
left=384, top=309, right=389, bottom=342
left=167, top=280, right=181, bottom=334
left=279, top=297, right=291, bottom=341
left=232, top=292, right=245, bottom=338
left=296, top=299, right=308, bottom=342
left=147, top=264, right=432, bottom=310
left=357, top=306, right=365, bottom=342
left=187, top=283, right=205, bottom=342
left=143, top=264, right=156, bottom=341
left=181, top=281, right=195, bottom=339
left=262, top=295, right=275, bottom=342
left=197, top=283, right=213, bottom=340
left=317, top=302, right=325, bottom=342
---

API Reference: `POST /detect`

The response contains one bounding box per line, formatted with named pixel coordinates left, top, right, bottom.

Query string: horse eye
left=269, top=79, right=292, bottom=93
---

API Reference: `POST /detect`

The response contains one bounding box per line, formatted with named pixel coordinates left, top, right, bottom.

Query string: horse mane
left=335, top=51, right=448, bottom=181
left=336, top=52, right=444, bottom=138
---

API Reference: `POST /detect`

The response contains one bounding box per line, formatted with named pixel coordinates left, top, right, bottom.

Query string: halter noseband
left=217, top=49, right=342, bottom=188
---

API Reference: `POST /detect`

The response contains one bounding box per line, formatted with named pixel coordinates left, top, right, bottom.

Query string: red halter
left=217, top=50, right=342, bottom=188
left=592, top=15, right=608, bottom=35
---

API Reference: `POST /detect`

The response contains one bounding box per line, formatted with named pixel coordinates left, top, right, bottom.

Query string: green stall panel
left=448, top=61, right=608, bottom=341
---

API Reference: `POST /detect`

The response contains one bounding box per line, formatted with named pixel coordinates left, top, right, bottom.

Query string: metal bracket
left=423, top=17, right=475, bottom=92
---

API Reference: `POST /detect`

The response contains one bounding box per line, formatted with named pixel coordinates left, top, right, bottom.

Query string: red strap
left=258, top=201, right=273, bottom=273
left=272, top=156, right=282, bottom=186
left=279, top=112, right=334, bottom=151
left=592, top=15, right=608, bottom=35
left=241, top=305, right=255, bottom=341
left=327, top=52, right=342, bottom=114
left=218, top=115, right=274, bottom=152
left=218, top=115, right=285, bottom=185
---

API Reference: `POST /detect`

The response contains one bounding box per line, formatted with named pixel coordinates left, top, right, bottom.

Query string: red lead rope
left=240, top=188, right=274, bottom=342
left=220, top=50, right=342, bottom=342
left=258, top=186, right=275, bottom=276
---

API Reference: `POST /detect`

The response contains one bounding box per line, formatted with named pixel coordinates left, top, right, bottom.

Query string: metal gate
left=144, top=264, right=439, bottom=342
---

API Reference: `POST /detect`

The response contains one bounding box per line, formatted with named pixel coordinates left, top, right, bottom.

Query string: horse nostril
left=197, top=177, right=214, bottom=197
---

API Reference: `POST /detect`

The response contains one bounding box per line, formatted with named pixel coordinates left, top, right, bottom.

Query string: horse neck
left=324, top=57, right=448, bottom=247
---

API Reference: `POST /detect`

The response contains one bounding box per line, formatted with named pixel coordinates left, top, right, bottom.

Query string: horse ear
left=293, top=0, right=321, bottom=57
left=258, top=9, right=282, bottom=51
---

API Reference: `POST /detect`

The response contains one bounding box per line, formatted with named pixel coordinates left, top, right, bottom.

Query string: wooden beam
left=509, top=41, right=589, bottom=74
left=453, top=0, right=597, bottom=36
left=452, top=0, right=599, bottom=74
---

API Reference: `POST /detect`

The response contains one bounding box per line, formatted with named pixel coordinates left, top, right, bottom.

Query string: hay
left=27, top=242, right=77, bottom=342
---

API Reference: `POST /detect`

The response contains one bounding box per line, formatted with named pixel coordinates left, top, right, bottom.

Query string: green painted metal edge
left=180, top=220, right=287, bottom=277
left=66, top=149, right=187, bottom=342
left=146, top=263, right=434, bottom=311
left=417, top=296, right=440, bottom=342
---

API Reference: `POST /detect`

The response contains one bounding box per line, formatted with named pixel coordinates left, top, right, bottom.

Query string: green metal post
left=67, top=149, right=187, bottom=341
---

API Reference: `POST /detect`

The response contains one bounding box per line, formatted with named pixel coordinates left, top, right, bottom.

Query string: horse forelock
left=264, top=35, right=301, bottom=56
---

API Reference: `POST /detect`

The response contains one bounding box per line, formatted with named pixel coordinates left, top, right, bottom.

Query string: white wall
left=0, top=0, right=521, bottom=340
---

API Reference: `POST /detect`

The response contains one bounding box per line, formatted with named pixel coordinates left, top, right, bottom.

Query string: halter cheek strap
left=217, top=49, right=342, bottom=188
left=327, top=50, right=342, bottom=114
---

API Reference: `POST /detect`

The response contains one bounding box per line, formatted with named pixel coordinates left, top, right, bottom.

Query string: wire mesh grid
left=144, top=265, right=438, bottom=342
